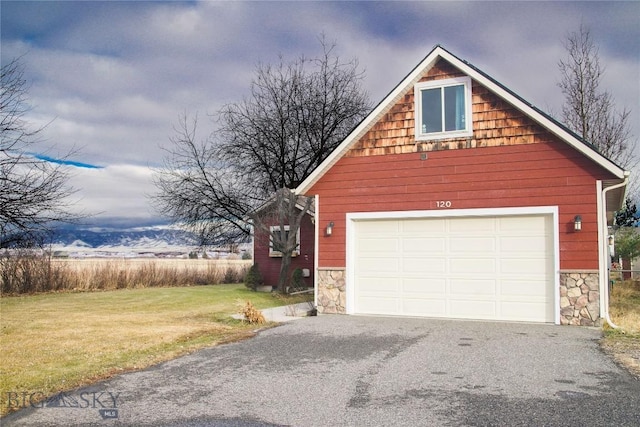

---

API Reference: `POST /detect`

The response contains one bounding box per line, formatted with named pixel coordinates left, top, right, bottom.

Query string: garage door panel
left=358, top=277, right=400, bottom=293
left=501, top=258, right=551, bottom=274
left=358, top=237, right=399, bottom=253
left=402, top=298, right=447, bottom=316
left=501, top=280, right=550, bottom=298
left=450, top=279, right=496, bottom=296
left=358, top=297, right=400, bottom=315
left=448, top=217, right=496, bottom=233
left=450, top=300, right=497, bottom=318
left=500, top=236, right=549, bottom=252
left=450, top=258, right=496, bottom=274
left=356, top=257, right=399, bottom=273
left=450, top=237, right=495, bottom=252
left=402, top=278, right=446, bottom=295
left=353, top=213, right=555, bottom=323
left=402, top=238, right=446, bottom=253
left=358, top=220, right=399, bottom=234
left=501, top=301, right=552, bottom=322
left=499, top=215, right=549, bottom=232
left=402, top=218, right=445, bottom=233
left=403, top=257, right=446, bottom=273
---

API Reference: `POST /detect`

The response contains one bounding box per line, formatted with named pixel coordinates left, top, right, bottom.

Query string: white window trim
left=414, top=76, right=473, bottom=141
left=268, top=225, right=300, bottom=258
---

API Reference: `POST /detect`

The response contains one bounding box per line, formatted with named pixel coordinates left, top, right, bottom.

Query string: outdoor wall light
left=326, top=221, right=334, bottom=236
left=608, top=235, right=615, bottom=257
left=574, top=215, right=582, bottom=232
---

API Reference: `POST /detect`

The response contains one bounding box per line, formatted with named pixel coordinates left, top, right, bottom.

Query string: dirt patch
left=600, top=336, right=640, bottom=379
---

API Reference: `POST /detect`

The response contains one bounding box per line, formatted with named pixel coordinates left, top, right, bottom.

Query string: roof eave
left=434, top=49, right=628, bottom=181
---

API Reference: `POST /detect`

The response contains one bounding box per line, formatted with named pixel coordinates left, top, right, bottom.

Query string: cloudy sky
left=2, top=1, right=639, bottom=227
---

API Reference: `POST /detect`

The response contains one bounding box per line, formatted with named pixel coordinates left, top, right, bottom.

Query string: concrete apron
left=232, top=302, right=315, bottom=322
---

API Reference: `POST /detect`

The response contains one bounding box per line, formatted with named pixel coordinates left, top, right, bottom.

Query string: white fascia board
left=296, top=46, right=626, bottom=196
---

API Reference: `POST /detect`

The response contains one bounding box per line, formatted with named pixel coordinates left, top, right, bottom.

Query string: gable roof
left=252, top=192, right=315, bottom=217
left=295, top=45, right=628, bottom=199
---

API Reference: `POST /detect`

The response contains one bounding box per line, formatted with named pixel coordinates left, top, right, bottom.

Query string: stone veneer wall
left=559, top=271, right=601, bottom=326
left=317, top=268, right=602, bottom=327
left=317, top=268, right=346, bottom=314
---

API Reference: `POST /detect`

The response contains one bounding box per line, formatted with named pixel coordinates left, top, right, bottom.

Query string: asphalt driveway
left=5, top=315, right=640, bottom=426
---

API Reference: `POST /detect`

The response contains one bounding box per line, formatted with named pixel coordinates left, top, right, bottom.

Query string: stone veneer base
left=317, top=268, right=346, bottom=314
left=317, top=268, right=602, bottom=326
left=559, top=271, right=601, bottom=326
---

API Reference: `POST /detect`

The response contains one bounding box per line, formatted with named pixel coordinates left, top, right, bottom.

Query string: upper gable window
left=414, top=76, right=473, bottom=140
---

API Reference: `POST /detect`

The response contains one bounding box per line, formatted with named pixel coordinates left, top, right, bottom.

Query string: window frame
left=268, top=225, right=300, bottom=258
left=414, top=76, right=473, bottom=141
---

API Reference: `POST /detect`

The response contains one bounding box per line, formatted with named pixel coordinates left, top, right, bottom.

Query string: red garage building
left=295, top=46, right=628, bottom=325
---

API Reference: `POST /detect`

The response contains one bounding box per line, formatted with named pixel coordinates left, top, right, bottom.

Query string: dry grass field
left=49, top=257, right=250, bottom=270
left=1, top=256, right=251, bottom=294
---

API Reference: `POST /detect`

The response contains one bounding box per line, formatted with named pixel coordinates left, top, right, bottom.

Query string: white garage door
left=352, top=214, right=555, bottom=322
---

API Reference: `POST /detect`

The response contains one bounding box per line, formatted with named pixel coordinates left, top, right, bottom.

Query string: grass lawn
left=0, top=284, right=311, bottom=415
left=601, top=280, right=640, bottom=378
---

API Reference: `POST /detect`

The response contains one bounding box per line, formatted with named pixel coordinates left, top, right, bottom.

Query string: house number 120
left=436, top=200, right=452, bottom=208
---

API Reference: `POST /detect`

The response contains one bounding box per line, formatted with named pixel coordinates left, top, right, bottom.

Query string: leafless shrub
left=0, top=250, right=73, bottom=294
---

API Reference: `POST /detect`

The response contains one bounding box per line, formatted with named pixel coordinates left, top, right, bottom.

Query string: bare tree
left=1, top=57, right=78, bottom=248
left=558, top=23, right=636, bottom=169
left=153, top=113, right=254, bottom=247
left=153, top=38, right=371, bottom=292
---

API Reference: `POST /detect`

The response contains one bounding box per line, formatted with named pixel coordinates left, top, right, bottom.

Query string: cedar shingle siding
left=347, top=59, right=550, bottom=157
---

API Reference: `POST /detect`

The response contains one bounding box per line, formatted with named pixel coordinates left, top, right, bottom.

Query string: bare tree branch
left=153, top=37, right=371, bottom=291
left=1, top=57, right=79, bottom=248
left=558, top=23, right=636, bottom=169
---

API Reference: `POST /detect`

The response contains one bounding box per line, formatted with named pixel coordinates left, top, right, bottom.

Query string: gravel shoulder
left=600, top=336, right=640, bottom=379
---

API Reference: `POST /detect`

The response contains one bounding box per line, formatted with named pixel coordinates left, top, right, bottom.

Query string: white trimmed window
left=414, top=76, right=473, bottom=140
left=269, top=225, right=300, bottom=257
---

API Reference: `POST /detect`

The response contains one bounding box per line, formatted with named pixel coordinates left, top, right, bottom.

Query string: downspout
left=313, top=194, right=319, bottom=310
left=601, top=173, right=630, bottom=329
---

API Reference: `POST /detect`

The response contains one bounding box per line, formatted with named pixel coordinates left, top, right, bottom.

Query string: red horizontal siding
left=318, top=151, right=601, bottom=189
left=308, top=142, right=614, bottom=270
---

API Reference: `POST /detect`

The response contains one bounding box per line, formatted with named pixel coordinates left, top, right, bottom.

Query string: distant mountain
left=49, top=223, right=201, bottom=256
left=47, top=219, right=251, bottom=258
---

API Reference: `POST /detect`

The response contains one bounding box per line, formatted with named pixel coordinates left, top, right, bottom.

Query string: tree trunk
left=277, top=251, right=292, bottom=294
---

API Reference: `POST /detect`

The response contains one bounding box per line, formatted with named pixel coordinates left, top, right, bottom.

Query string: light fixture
left=326, top=221, right=334, bottom=236
left=574, top=215, right=582, bottom=232
left=608, top=235, right=615, bottom=257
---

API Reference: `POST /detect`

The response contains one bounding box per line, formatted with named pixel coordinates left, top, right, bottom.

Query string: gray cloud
left=2, top=1, right=638, bottom=223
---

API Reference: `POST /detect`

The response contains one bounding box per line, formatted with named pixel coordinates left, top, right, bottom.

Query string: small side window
left=268, top=225, right=300, bottom=257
